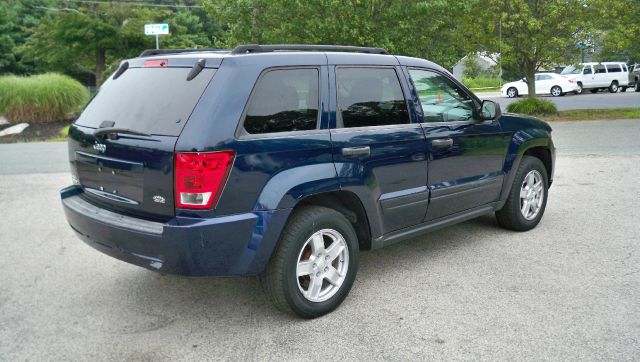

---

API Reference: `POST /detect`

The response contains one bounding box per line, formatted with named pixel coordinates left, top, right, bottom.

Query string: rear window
left=75, top=67, right=215, bottom=136
left=336, top=67, right=409, bottom=128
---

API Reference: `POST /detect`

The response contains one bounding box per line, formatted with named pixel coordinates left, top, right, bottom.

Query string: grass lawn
left=545, top=108, right=640, bottom=122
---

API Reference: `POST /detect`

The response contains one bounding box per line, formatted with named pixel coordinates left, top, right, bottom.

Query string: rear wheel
left=260, top=206, right=359, bottom=318
left=608, top=81, right=619, bottom=93
left=496, top=156, right=549, bottom=231
left=506, top=87, right=518, bottom=98
left=550, top=85, right=562, bottom=97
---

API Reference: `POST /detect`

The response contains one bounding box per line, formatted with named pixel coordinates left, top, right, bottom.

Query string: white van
left=560, top=62, right=629, bottom=94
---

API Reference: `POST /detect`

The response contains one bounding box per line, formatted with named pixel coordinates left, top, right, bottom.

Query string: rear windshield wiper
left=94, top=127, right=152, bottom=139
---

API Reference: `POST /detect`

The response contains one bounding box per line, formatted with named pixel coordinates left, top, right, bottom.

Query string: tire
left=635, top=81, right=640, bottom=92
left=496, top=156, right=549, bottom=231
left=550, top=85, right=562, bottom=97
left=575, top=82, right=583, bottom=94
left=608, top=81, right=619, bottom=93
left=506, top=87, right=518, bottom=98
left=260, top=206, right=359, bottom=318
left=589, top=88, right=599, bottom=93
left=620, top=87, right=627, bottom=92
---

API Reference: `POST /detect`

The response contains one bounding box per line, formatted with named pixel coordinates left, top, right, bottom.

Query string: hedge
left=506, top=97, right=558, bottom=116
left=0, top=73, right=90, bottom=124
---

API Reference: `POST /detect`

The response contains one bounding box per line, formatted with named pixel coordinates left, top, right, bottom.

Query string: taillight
left=568, top=79, right=574, bottom=83
left=174, top=151, right=235, bottom=209
left=143, top=59, right=168, bottom=67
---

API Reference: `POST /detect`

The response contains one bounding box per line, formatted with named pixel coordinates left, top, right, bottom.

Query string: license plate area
left=75, top=151, right=144, bottom=203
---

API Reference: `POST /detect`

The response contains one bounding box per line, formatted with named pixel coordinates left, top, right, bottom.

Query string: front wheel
left=260, top=206, right=359, bottom=318
left=608, top=82, right=619, bottom=93
left=550, top=85, right=562, bottom=97
left=506, top=87, right=518, bottom=98
left=575, top=82, right=583, bottom=94
left=496, top=156, right=549, bottom=231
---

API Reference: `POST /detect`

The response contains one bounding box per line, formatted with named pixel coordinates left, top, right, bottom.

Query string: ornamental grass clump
left=506, top=97, right=558, bottom=116
left=0, top=73, right=90, bottom=124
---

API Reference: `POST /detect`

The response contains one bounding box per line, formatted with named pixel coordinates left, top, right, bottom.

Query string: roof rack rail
left=231, top=44, right=389, bottom=55
left=139, top=48, right=230, bottom=57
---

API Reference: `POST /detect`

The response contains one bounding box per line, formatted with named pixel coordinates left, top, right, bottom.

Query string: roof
left=130, top=44, right=448, bottom=73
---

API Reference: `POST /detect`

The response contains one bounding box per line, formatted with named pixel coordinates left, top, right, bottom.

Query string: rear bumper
left=61, top=186, right=290, bottom=276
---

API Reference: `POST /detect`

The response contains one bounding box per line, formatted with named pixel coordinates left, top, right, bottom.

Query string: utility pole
left=498, top=17, right=502, bottom=88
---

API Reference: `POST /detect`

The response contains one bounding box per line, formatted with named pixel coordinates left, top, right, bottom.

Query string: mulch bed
left=0, top=121, right=71, bottom=143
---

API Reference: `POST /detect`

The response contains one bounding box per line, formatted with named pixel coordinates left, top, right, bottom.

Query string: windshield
left=561, top=65, right=581, bottom=75
left=75, top=67, right=216, bottom=136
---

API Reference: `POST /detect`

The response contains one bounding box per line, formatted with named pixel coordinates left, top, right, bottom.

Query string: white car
left=560, top=62, right=630, bottom=94
left=501, top=73, right=579, bottom=98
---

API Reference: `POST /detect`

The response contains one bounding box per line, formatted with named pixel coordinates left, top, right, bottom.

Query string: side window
left=606, top=64, right=622, bottom=73
left=594, top=65, right=607, bottom=74
left=583, top=67, right=593, bottom=75
left=336, top=67, right=409, bottom=128
left=408, top=69, right=474, bottom=123
left=243, top=68, right=319, bottom=134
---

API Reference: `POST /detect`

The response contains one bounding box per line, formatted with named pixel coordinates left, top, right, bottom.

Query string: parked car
left=60, top=44, right=555, bottom=318
left=501, top=72, right=579, bottom=97
left=560, top=62, right=629, bottom=93
left=626, top=63, right=640, bottom=92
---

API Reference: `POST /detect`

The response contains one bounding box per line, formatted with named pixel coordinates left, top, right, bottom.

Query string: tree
left=587, top=0, right=640, bottom=62
left=201, top=0, right=474, bottom=69
left=17, top=2, right=219, bottom=86
left=0, top=0, right=55, bottom=75
left=468, top=0, right=588, bottom=96
left=19, top=3, right=157, bottom=86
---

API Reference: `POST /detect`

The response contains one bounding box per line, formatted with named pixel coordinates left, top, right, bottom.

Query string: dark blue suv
left=61, top=45, right=555, bottom=318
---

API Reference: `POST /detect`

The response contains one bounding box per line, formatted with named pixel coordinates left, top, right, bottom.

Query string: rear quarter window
left=75, top=67, right=215, bottom=136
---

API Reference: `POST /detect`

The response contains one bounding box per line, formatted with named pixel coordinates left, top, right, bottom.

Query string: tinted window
left=408, top=69, right=474, bottom=123
left=594, top=65, right=607, bottom=74
left=336, top=68, right=408, bottom=128
left=243, top=69, right=319, bottom=134
left=583, top=67, right=593, bottom=74
left=606, top=64, right=622, bottom=73
left=76, top=67, right=215, bottom=136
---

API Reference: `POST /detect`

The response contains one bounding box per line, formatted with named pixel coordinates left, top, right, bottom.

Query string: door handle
left=431, top=138, right=453, bottom=149
left=342, top=146, right=371, bottom=158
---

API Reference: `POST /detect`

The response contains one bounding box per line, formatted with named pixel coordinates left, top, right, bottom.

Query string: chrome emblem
left=153, top=195, right=166, bottom=204
left=93, top=142, right=107, bottom=153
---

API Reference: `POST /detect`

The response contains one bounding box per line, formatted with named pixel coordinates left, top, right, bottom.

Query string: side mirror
left=521, top=77, right=528, bottom=83
left=480, top=100, right=501, bottom=120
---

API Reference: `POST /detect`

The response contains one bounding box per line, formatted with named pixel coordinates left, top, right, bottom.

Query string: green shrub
left=0, top=73, right=89, bottom=124
left=462, top=76, right=501, bottom=89
left=506, top=97, right=558, bottom=116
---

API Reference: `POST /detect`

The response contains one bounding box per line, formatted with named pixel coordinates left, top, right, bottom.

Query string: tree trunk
left=524, top=63, right=536, bottom=97
left=95, top=48, right=106, bottom=87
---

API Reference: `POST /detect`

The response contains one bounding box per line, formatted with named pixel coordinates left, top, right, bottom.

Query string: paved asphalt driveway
left=0, top=120, right=639, bottom=360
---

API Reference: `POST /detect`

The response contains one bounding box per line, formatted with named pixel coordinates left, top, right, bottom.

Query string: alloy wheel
left=296, top=229, right=349, bottom=303
left=520, top=170, right=544, bottom=220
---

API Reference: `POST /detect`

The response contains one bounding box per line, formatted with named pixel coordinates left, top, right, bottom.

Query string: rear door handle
left=342, top=146, right=371, bottom=158
left=431, top=138, right=453, bottom=149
